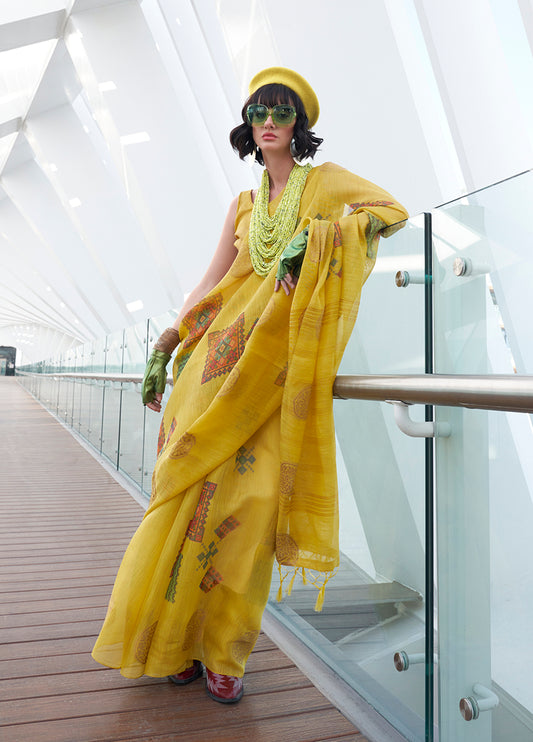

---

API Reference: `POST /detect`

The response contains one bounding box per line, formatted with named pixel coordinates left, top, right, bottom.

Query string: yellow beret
left=248, top=66, right=319, bottom=129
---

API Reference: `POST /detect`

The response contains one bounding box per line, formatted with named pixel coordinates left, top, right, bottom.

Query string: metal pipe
left=17, top=371, right=533, bottom=414
left=333, top=374, right=533, bottom=413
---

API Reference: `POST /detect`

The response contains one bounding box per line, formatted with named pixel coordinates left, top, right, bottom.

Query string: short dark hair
left=229, top=83, right=323, bottom=165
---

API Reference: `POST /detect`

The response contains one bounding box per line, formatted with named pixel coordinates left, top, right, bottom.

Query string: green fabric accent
left=142, top=349, right=171, bottom=404
left=275, top=227, right=308, bottom=281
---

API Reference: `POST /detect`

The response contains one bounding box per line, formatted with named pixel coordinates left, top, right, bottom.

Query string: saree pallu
left=91, top=162, right=408, bottom=679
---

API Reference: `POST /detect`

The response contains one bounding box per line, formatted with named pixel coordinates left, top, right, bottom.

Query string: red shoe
left=205, top=668, right=244, bottom=703
left=168, top=660, right=203, bottom=685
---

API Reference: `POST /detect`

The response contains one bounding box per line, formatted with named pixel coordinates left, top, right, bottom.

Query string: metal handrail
left=333, top=374, right=533, bottom=414
left=17, top=371, right=533, bottom=414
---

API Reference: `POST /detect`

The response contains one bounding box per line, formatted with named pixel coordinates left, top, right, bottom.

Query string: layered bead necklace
left=248, top=162, right=312, bottom=277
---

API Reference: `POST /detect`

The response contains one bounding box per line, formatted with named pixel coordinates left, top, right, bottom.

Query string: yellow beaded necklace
left=249, top=162, right=312, bottom=277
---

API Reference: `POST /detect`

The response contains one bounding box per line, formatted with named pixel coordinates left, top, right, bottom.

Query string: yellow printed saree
left=91, top=162, right=408, bottom=679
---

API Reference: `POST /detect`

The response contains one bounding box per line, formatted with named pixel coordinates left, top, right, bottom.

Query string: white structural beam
left=414, top=0, right=533, bottom=192
left=65, top=0, right=231, bottom=297
left=0, top=11, right=66, bottom=53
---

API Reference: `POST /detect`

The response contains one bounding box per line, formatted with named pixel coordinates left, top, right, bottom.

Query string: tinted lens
left=272, top=105, right=296, bottom=125
left=246, top=104, right=268, bottom=126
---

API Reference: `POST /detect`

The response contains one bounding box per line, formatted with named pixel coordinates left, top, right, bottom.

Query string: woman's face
left=251, top=99, right=296, bottom=157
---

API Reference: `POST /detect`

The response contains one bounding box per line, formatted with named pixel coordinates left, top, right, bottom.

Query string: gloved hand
left=275, top=228, right=308, bottom=295
left=141, top=349, right=171, bottom=405
left=142, top=327, right=180, bottom=410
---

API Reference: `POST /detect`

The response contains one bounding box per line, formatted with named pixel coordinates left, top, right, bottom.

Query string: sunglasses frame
left=246, top=104, right=297, bottom=127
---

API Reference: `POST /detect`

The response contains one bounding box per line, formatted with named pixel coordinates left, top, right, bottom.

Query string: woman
left=92, top=67, right=408, bottom=703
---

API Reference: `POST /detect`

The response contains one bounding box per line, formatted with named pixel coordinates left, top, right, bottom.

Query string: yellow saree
left=91, top=162, right=408, bottom=679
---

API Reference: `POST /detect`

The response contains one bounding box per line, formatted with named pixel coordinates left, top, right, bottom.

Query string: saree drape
left=92, top=162, right=408, bottom=679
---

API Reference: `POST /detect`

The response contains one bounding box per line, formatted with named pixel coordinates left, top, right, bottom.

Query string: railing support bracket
left=390, top=401, right=451, bottom=438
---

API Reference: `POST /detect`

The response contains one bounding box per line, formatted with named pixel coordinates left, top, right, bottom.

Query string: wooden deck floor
left=0, top=378, right=369, bottom=742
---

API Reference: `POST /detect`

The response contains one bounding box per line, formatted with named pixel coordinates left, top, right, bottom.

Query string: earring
left=290, top=138, right=298, bottom=158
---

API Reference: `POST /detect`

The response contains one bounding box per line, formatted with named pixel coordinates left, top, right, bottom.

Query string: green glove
left=141, top=349, right=171, bottom=404
left=276, top=227, right=309, bottom=282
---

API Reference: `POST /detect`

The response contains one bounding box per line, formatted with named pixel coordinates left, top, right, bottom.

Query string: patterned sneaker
left=205, top=668, right=244, bottom=703
left=168, top=660, right=203, bottom=685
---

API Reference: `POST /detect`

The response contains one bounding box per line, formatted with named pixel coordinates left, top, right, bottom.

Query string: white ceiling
left=1, top=0, right=532, bottom=364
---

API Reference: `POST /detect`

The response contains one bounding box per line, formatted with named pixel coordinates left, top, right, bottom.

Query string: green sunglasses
left=246, top=104, right=297, bottom=127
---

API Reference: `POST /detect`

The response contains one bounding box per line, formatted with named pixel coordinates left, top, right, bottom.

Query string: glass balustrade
left=433, top=171, right=533, bottom=741
left=15, top=168, right=533, bottom=741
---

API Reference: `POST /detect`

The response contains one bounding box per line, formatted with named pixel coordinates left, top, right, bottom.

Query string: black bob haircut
left=229, top=83, right=323, bottom=165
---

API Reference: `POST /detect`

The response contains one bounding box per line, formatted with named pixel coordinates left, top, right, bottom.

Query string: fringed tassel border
left=276, top=566, right=337, bottom=612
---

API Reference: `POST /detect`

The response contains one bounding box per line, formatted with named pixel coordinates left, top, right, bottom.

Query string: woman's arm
left=171, top=195, right=239, bottom=331
left=145, top=196, right=239, bottom=413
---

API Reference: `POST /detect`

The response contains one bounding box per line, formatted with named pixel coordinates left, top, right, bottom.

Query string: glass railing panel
left=46, top=357, right=61, bottom=415
left=434, top=403, right=533, bottom=742
left=117, top=383, right=146, bottom=490
left=433, top=169, right=533, bottom=375
left=100, top=330, right=124, bottom=466
left=101, top=380, right=121, bottom=467
left=268, top=216, right=429, bottom=741
left=72, top=344, right=85, bottom=433
left=433, top=170, right=533, bottom=740
left=86, top=379, right=105, bottom=451
left=123, top=322, right=147, bottom=374
left=105, top=329, right=124, bottom=375
left=115, top=323, right=148, bottom=489
left=92, top=336, right=107, bottom=373
left=62, top=347, right=77, bottom=427
left=141, top=312, right=179, bottom=498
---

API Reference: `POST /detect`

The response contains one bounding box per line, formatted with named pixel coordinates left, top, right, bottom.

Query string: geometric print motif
left=364, top=214, right=386, bottom=259
left=164, top=479, right=241, bottom=602
left=200, top=565, right=223, bottom=593
left=234, top=445, right=256, bottom=475
left=165, top=552, right=183, bottom=603
left=182, top=292, right=223, bottom=349
left=201, top=312, right=245, bottom=385
left=157, top=420, right=166, bottom=456
left=196, top=541, right=219, bottom=570
left=187, top=481, right=217, bottom=542
left=215, top=515, right=240, bottom=539
left=328, top=253, right=342, bottom=280
left=157, top=416, right=177, bottom=456
left=348, top=199, right=393, bottom=212
left=175, top=349, right=193, bottom=381
left=333, top=221, right=342, bottom=248
left=274, top=364, right=288, bottom=387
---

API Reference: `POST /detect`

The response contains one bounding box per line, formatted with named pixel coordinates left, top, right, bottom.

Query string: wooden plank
left=0, top=647, right=293, bottom=681
left=0, top=686, right=333, bottom=742
left=0, top=595, right=113, bottom=616
left=2, top=619, right=105, bottom=644
left=0, top=556, right=126, bottom=570
left=123, top=710, right=366, bottom=741
left=0, top=584, right=120, bottom=604
left=1, top=635, right=96, bottom=661
left=0, top=570, right=120, bottom=589
left=0, top=606, right=106, bottom=629
left=0, top=379, right=371, bottom=742
left=1, top=708, right=366, bottom=742
left=0, top=666, right=311, bottom=722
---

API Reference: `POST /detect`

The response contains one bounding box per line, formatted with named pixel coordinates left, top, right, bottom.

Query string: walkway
left=0, top=378, right=368, bottom=741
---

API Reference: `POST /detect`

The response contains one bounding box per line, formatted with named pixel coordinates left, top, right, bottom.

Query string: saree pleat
left=92, top=162, right=408, bottom=678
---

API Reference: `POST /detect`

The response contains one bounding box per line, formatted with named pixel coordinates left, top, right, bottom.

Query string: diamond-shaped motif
left=202, top=313, right=245, bottom=384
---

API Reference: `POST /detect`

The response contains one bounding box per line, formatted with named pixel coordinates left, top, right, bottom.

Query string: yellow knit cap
left=248, top=67, right=319, bottom=129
